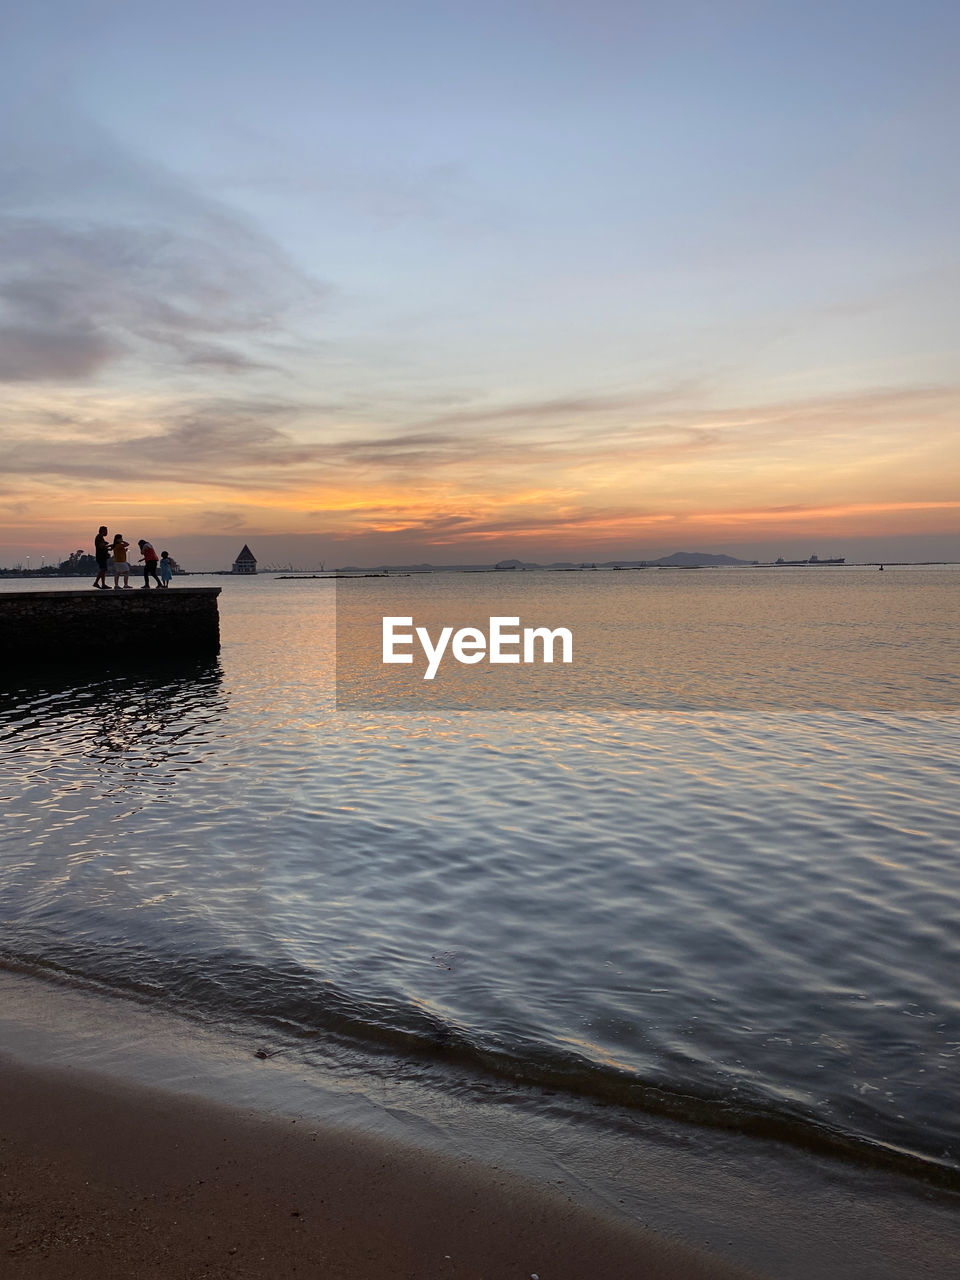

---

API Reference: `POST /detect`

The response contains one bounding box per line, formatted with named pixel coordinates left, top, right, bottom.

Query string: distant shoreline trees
left=0, top=550, right=184, bottom=577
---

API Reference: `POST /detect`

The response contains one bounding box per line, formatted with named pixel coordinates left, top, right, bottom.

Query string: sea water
left=1, top=568, right=958, bottom=1186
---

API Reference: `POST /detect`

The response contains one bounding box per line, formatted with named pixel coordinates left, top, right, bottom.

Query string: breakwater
left=0, top=588, right=221, bottom=660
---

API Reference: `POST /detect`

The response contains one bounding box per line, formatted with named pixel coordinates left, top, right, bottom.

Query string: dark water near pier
left=1, top=570, right=958, bottom=1184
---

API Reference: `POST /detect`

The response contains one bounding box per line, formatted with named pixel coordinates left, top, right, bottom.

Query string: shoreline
left=2, top=971, right=959, bottom=1278
left=0, top=1054, right=756, bottom=1280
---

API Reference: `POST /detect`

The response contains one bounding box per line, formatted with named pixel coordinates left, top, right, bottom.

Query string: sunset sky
left=2, top=0, right=958, bottom=568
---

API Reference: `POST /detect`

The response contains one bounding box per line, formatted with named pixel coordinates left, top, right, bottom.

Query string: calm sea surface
left=2, top=569, right=958, bottom=1183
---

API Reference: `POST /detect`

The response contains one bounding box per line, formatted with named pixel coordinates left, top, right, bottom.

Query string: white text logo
left=382, top=616, right=573, bottom=680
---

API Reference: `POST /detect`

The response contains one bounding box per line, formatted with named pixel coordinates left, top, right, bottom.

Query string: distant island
left=334, top=551, right=761, bottom=573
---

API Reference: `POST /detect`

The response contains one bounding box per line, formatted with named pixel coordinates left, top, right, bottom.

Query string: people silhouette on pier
left=93, top=527, right=110, bottom=589
left=138, top=539, right=161, bottom=588
left=111, top=535, right=132, bottom=589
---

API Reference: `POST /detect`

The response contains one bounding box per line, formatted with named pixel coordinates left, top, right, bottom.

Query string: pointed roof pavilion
left=231, top=544, right=258, bottom=574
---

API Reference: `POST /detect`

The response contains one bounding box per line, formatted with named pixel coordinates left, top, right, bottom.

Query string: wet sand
left=0, top=1056, right=758, bottom=1280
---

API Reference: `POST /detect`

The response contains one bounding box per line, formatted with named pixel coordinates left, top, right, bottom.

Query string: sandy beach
left=0, top=1055, right=759, bottom=1280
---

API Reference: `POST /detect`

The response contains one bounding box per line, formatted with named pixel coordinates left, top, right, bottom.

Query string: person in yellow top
left=111, top=534, right=132, bottom=589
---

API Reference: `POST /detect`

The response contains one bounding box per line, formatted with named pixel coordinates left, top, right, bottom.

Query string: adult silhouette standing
left=93, top=526, right=110, bottom=589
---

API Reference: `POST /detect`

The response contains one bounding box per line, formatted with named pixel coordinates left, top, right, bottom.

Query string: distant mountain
left=651, top=551, right=757, bottom=566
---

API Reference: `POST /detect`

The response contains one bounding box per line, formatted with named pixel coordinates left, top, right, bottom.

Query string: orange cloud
left=2, top=382, right=958, bottom=560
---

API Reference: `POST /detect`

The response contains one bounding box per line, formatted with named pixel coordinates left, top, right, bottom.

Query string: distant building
left=232, top=545, right=257, bottom=575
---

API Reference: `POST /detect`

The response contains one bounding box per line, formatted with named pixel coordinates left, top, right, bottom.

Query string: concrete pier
left=0, top=588, right=221, bottom=661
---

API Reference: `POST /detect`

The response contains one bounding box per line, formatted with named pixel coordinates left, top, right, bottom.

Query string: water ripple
left=2, top=576, right=959, bottom=1184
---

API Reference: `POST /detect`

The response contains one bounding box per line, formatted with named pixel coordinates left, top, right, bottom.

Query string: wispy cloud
left=0, top=396, right=315, bottom=484
left=0, top=316, right=114, bottom=381
left=1, top=381, right=957, bottom=497
left=0, top=104, right=327, bottom=385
